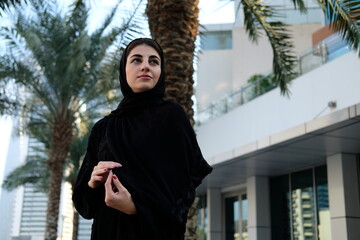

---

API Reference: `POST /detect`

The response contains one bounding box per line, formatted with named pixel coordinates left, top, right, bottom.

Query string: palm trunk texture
left=146, top=0, right=199, bottom=126
left=45, top=122, right=73, bottom=240
left=71, top=182, right=79, bottom=240
left=146, top=1, right=200, bottom=239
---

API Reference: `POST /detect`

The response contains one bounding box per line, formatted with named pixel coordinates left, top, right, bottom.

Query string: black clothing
left=72, top=38, right=212, bottom=239
left=72, top=101, right=212, bottom=239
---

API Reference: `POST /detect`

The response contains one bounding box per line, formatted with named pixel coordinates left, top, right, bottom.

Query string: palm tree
left=145, top=1, right=359, bottom=239
left=236, top=0, right=360, bottom=94
left=65, top=126, right=90, bottom=240
left=146, top=0, right=199, bottom=126
left=0, top=0, right=23, bottom=13
left=0, top=0, right=140, bottom=239
left=145, top=2, right=201, bottom=239
left=2, top=118, right=92, bottom=240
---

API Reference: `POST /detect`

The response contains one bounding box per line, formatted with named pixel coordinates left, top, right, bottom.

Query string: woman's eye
left=131, top=58, right=141, bottom=63
left=150, top=59, right=159, bottom=65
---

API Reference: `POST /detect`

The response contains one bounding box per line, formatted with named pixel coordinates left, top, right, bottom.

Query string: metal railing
left=195, top=34, right=350, bottom=126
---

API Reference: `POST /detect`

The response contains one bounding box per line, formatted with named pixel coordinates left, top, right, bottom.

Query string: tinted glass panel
left=270, top=175, right=291, bottom=240
left=225, top=196, right=240, bottom=240
left=291, top=169, right=316, bottom=240
left=196, top=195, right=208, bottom=240
left=315, top=166, right=331, bottom=240
left=241, top=194, right=248, bottom=240
left=201, top=31, right=232, bottom=50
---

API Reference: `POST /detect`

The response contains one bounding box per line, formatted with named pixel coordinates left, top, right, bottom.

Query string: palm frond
left=317, top=0, right=360, bottom=55
left=90, top=1, right=121, bottom=43
left=240, top=0, right=297, bottom=95
left=2, top=158, right=49, bottom=192
left=290, top=0, right=307, bottom=13
left=0, top=0, right=25, bottom=13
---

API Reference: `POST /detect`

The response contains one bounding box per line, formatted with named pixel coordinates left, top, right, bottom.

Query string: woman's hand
left=104, top=171, right=137, bottom=215
left=88, top=161, right=122, bottom=189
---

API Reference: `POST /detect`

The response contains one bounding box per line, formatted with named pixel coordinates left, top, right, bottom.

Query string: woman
left=72, top=38, right=212, bottom=240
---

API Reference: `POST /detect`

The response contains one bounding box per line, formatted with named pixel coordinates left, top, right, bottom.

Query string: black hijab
left=74, top=38, right=212, bottom=240
left=109, top=38, right=166, bottom=116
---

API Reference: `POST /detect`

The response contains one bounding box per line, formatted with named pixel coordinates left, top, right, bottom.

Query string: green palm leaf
left=317, top=0, right=360, bottom=55
left=240, top=0, right=297, bottom=95
left=0, top=1, right=142, bottom=238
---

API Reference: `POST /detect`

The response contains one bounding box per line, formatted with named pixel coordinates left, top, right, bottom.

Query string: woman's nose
left=140, top=61, right=149, bottom=71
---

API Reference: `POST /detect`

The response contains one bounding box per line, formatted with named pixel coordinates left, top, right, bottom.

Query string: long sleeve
left=72, top=121, right=105, bottom=219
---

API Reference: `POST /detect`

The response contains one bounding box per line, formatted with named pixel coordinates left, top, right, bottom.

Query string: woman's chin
left=132, top=85, right=155, bottom=93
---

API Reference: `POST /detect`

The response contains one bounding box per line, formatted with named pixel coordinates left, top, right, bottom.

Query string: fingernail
left=113, top=175, right=117, bottom=180
left=103, top=168, right=107, bottom=172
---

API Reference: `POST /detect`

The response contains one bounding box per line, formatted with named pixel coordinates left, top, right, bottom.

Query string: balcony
left=195, top=34, right=360, bottom=191
left=196, top=34, right=350, bottom=126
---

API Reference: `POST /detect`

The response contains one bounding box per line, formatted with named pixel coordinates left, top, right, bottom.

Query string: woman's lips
left=138, top=75, right=151, bottom=79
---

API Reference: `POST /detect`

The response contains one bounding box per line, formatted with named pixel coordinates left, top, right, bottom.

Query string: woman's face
left=125, top=44, right=161, bottom=93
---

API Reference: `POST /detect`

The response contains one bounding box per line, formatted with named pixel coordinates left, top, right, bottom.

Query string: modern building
left=0, top=118, right=84, bottom=240
left=194, top=0, right=360, bottom=240
left=0, top=118, right=28, bottom=240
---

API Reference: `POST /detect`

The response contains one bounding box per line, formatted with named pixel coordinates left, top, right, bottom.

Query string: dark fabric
left=72, top=38, right=212, bottom=239
left=110, top=38, right=166, bottom=117
left=72, top=101, right=212, bottom=239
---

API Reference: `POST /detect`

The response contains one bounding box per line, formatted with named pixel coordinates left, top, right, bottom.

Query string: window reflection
left=270, top=165, right=331, bottom=240
left=196, top=195, right=208, bottom=240
left=291, top=170, right=316, bottom=240
left=316, top=166, right=331, bottom=240
left=225, top=196, right=240, bottom=240
left=241, top=194, right=248, bottom=240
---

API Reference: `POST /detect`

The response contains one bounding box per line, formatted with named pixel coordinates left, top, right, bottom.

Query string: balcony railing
left=195, top=34, right=350, bottom=126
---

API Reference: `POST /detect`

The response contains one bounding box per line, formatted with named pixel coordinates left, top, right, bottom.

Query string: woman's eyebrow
left=129, top=54, right=143, bottom=58
left=129, top=54, right=160, bottom=60
left=149, top=55, right=160, bottom=60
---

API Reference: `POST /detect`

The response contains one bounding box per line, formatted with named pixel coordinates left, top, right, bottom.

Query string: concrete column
left=327, top=153, right=360, bottom=240
left=247, top=176, right=271, bottom=240
left=207, top=188, right=222, bottom=240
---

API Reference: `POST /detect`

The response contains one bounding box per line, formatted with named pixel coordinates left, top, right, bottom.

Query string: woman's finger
left=111, top=174, right=125, bottom=191
left=93, top=176, right=103, bottom=181
left=104, top=171, right=114, bottom=194
left=92, top=167, right=109, bottom=177
left=97, top=161, right=122, bottom=169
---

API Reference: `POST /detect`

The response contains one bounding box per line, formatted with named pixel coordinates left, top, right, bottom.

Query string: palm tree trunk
left=146, top=1, right=200, bottom=239
left=146, top=0, right=199, bottom=126
left=71, top=182, right=79, bottom=240
left=185, top=197, right=200, bottom=240
left=45, top=122, right=73, bottom=240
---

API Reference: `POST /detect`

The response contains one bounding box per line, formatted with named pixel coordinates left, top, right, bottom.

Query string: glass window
left=270, top=165, right=331, bottom=240
left=270, top=175, right=291, bottom=240
left=241, top=194, right=248, bottom=240
left=315, top=166, right=331, bottom=240
left=291, top=169, right=316, bottom=240
left=201, top=31, right=232, bottom=50
left=225, top=196, right=240, bottom=240
left=197, top=195, right=208, bottom=240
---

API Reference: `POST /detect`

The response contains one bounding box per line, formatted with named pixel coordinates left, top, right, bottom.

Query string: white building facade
left=195, top=1, right=360, bottom=240
left=0, top=119, right=91, bottom=240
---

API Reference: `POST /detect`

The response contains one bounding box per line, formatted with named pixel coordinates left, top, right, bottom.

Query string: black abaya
left=72, top=38, right=212, bottom=240
left=72, top=100, right=212, bottom=239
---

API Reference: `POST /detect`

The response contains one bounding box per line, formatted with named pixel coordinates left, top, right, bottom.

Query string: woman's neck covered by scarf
left=108, top=39, right=166, bottom=117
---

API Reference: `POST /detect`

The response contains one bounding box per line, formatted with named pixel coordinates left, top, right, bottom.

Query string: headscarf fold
left=108, top=38, right=166, bottom=117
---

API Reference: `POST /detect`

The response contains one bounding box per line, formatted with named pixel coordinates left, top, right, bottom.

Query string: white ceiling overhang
left=197, top=103, right=360, bottom=193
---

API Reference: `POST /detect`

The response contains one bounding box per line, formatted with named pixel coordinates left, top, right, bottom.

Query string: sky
left=0, top=0, right=234, bottom=193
